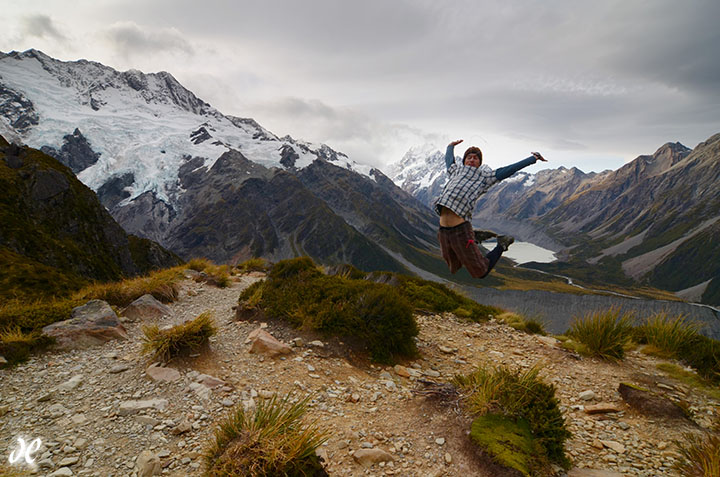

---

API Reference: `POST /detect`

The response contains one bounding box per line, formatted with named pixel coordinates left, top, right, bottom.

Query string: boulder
left=583, top=403, right=623, bottom=414
left=136, top=450, right=162, bottom=476
left=352, top=448, right=394, bottom=468
left=247, top=328, right=292, bottom=357
left=42, top=300, right=127, bottom=349
left=122, top=294, right=172, bottom=322
left=118, top=399, right=169, bottom=416
left=618, top=383, right=689, bottom=420
left=146, top=365, right=181, bottom=382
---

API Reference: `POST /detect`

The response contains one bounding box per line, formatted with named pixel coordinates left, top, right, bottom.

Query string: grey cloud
left=104, top=22, right=194, bottom=57
left=21, top=14, right=66, bottom=41
left=249, top=97, right=439, bottom=167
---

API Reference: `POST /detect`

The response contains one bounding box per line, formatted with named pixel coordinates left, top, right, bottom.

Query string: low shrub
left=239, top=257, right=418, bottom=363
left=567, top=309, right=633, bottom=361
left=0, top=327, right=55, bottom=365
left=204, top=394, right=329, bottom=476
left=455, top=365, right=571, bottom=470
left=674, top=432, right=720, bottom=477
left=141, top=312, right=217, bottom=362
left=395, top=275, right=499, bottom=321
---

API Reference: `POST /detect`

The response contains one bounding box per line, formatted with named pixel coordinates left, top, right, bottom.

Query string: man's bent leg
left=438, top=228, right=462, bottom=274
left=451, top=223, right=490, bottom=278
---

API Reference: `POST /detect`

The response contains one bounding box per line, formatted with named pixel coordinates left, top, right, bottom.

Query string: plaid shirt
left=434, top=162, right=499, bottom=220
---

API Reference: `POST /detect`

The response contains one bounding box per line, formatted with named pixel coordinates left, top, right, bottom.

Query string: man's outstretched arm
left=444, top=139, right=464, bottom=171
left=494, top=152, right=547, bottom=180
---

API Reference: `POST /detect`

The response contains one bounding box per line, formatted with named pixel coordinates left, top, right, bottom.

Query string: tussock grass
left=186, top=258, right=231, bottom=287
left=0, top=327, right=54, bottom=365
left=674, top=432, right=720, bottom=477
left=0, top=297, right=83, bottom=332
left=634, top=313, right=701, bottom=358
left=204, top=394, right=329, bottom=476
left=75, top=266, right=186, bottom=307
left=454, top=364, right=571, bottom=470
left=141, top=312, right=217, bottom=362
left=567, top=308, right=633, bottom=361
left=497, top=312, right=547, bottom=335
left=236, top=258, right=270, bottom=273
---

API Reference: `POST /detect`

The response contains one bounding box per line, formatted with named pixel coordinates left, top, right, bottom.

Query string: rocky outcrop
left=42, top=300, right=128, bottom=349
left=122, top=294, right=173, bottom=322
left=0, top=137, right=181, bottom=300
left=40, top=128, right=101, bottom=173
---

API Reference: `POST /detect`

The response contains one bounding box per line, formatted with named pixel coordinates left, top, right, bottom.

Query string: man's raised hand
left=449, top=139, right=464, bottom=147
left=531, top=152, right=547, bottom=162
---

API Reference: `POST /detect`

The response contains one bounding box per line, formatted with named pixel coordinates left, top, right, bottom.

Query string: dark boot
left=497, top=235, right=515, bottom=251
left=473, top=229, right=497, bottom=242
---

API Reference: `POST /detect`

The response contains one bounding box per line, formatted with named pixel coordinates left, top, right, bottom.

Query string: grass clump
left=204, top=394, right=329, bottom=476
left=75, top=266, right=185, bottom=307
left=236, top=257, right=270, bottom=273
left=0, top=327, right=54, bottom=366
left=674, top=432, right=720, bottom=477
left=634, top=313, right=701, bottom=358
left=455, top=365, right=571, bottom=472
left=567, top=308, right=633, bottom=361
left=186, top=258, right=231, bottom=287
left=634, top=313, right=720, bottom=384
left=498, top=312, right=547, bottom=335
left=141, top=312, right=217, bottom=362
left=238, top=257, right=418, bottom=363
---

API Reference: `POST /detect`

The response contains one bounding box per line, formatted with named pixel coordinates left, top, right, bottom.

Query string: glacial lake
left=481, top=240, right=556, bottom=264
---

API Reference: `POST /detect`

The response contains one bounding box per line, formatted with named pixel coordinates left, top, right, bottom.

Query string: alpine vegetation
left=238, top=257, right=419, bottom=363
left=204, top=394, right=329, bottom=476
left=454, top=364, right=571, bottom=475
left=141, top=311, right=217, bottom=362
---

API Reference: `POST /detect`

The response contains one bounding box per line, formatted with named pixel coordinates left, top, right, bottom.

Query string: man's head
left=463, top=146, right=482, bottom=167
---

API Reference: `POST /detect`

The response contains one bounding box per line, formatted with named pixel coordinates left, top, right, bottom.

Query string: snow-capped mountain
left=0, top=49, right=374, bottom=208
left=0, top=49, right=438, bottom=273
left=386, top=144, right=449, bottom=208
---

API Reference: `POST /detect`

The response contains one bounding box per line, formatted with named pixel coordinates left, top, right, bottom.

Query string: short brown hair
left=463, top=146, right=482, bottom=163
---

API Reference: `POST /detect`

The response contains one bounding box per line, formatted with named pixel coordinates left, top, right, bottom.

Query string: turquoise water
left=482, top=240, right=556, bottom=264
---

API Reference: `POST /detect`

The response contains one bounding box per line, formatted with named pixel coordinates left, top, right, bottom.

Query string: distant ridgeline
left=0, top=135, right=181, bottom=300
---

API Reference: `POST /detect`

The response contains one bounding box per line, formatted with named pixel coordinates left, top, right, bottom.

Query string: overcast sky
left=2, top=0, right=719, bottom=173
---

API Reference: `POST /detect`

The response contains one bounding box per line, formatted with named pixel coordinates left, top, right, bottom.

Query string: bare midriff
left=439, top=206, right=467, bottom=227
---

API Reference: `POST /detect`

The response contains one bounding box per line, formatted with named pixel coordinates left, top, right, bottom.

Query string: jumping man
left=434, top=139, right=547, bottom=278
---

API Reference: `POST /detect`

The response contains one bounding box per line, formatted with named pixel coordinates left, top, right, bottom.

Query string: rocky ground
left=1, top=273, right=718, bottom=477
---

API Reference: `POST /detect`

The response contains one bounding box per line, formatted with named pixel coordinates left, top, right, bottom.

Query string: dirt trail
left=1, top=274, right=717, bottom=476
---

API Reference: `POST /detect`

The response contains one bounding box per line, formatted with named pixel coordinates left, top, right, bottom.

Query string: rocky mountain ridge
left=0, top=49, right=441, bottom=275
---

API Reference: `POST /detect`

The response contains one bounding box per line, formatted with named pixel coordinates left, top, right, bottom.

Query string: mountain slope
left=0, top=49, right=445, bottom=275
left=0, top=136, right=180, bottom=300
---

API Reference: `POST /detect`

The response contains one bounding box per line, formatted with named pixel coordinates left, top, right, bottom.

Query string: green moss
left=470, top=414, right=548, bottom=476
left=619, top=382, right=650, bottom=393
